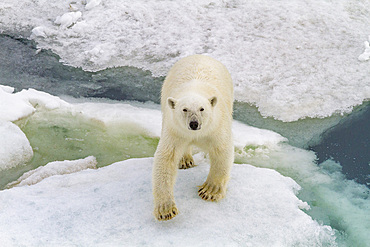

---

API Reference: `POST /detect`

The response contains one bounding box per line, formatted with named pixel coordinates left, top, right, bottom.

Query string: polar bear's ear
left=209, top=96, right=217, bottom=107
left=167, top=97, right=177, bottom=109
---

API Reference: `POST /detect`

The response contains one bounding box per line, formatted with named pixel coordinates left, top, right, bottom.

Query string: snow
left=1, top=0, right=369, bottom=121
left=85, top=0, right=101, bottom=11
left=232, top=120, right=286, bottom=149
left=0, top=156, right=337, bottom=246
left=0, top=86, right=71, bottom=122
left=0, top=86, right=35, bottom=122
left=54, top=11, right=82, bottom=28
left=358, top=35, right=370, bottom=62
left=0, top=121, right=33, bottom=170
left=19, top=88, right=71, bottom=111
left=6, top=156, right=97, bottom=188
left=31, top=26, right=47, bottom=38
left=0, top=85, right=14, bottom=93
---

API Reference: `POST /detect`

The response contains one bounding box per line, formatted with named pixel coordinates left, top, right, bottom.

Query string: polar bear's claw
left=154, top=203, right=179, bottom=221
left=178, top=155, right=195, bottom=169
left=198, top=183, right=225, bottom=202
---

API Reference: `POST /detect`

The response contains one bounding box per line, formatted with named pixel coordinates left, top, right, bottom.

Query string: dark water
left=0, top=34, right=163, bottom=102
left=1, top=33, right=369, bottom=188
left=310, top=104, right=370, bottom=186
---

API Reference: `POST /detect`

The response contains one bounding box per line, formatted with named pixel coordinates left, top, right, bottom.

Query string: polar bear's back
left=161, top=55, right=233, bottom=112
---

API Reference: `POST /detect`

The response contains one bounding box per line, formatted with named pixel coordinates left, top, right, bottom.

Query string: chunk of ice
left=85, top=0, right=101, bottom=10
left=0, top=87, right=71, bottom=122
left=7, top=156, right=98, bottom=188
left=54, top=11, right=82, bottom=28
left=0, top=157, right=337, bottom=246
left=358, top=36, right=370, bottom=61
left=0, top=121, right=33, bottom=170
left=6, top=156, right=97, bottom=188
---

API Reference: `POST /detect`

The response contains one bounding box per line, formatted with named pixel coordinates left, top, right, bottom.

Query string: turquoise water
left=0, top=110, right=159, bottom=190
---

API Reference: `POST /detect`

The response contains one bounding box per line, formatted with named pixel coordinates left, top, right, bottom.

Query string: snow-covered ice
left=54, top=11, right=82, bottom=29
left=232, top=120, right=286, bottom=149
left=0, top=157, right=337, bottom=246
left=6, top=156, right=97, bottom=188
left=0, top=86, right=71, bottom=122
left=31, top=26, right=47, bottom=38
left=0, top=121, right=33, bottom=170
left=0, top=86, right=35, bottom=122
left=0, top=86, right=35, bottom=171
left=85, top=0, right=101, bottom=11
left=1, top=0, right=369, bottom=121
left=358, top=35, right=370, bottom=62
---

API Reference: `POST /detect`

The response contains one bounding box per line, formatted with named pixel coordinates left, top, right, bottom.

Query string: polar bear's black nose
left=189, top=121, right=199, bottom=130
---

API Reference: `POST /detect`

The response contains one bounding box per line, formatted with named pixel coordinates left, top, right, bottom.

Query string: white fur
left=153, top=55, right=234, bottom=221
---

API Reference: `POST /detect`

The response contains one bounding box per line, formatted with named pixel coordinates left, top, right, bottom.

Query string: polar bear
left=152, top=55, right=234, bottom=221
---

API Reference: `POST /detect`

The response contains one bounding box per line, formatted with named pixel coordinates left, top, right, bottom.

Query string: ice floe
left=358, top=35, right=370, bottom=62
left=0, top=0, right=369, bottom=121
left=54, top=11, right=82, bottom=29
left=0, top=121, right=33, bottom=170
left=6, top=156, right=97, bottom=188
left=0, top=157, right=336, bottom=246
left=0, top=86, right=71, bottom=122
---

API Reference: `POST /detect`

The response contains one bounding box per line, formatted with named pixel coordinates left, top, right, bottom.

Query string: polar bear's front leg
left=152, top=139, right=183, bottom=221
left=198, top=141, right=233, bottom=202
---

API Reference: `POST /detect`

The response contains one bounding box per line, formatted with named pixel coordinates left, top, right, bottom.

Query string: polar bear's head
left=167, top=94, right=217, bottom=132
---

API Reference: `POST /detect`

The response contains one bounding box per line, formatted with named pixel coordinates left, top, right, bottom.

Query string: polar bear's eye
left=200, top=108, right=204, bottom=112
left=183, top=109, right=187, bottom=112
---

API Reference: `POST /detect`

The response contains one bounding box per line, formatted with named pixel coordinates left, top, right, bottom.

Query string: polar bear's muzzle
left=189, top=120, right=200, bottom=130
left=188, top=115, right=201, bottom=131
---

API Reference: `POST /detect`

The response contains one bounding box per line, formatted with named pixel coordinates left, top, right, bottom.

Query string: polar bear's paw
left=198, top=182, right=226, bottom=202
left=154, top=201, right=179, bottom=221
left=178, top=155, right=195, bottom=169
